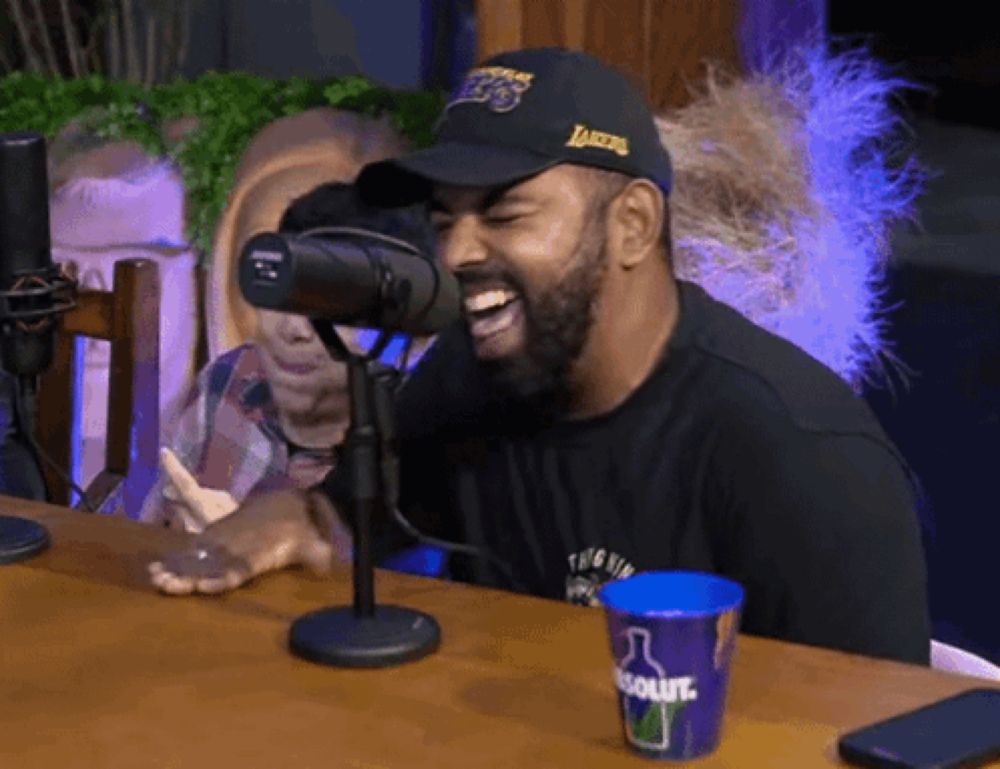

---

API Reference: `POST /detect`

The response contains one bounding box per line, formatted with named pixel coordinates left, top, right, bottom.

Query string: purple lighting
left=662, top=43, right=923, bottom=389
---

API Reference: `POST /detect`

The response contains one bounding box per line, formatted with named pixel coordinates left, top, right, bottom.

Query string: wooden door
left=474, top=0, right=744, bottom=111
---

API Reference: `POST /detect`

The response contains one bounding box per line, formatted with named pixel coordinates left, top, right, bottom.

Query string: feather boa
left=659, top=44, right=922, bottom=389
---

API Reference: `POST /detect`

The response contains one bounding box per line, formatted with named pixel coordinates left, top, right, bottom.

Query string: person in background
left=139, top=182, right=435, bottom=541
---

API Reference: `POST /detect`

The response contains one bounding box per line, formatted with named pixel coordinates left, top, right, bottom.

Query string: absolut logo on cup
left=614, top=627, right=698, bottom=751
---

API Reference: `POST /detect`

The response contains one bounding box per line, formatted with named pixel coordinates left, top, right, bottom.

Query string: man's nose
left=439, top=216, right=488, bottom=275
left=278, top=313, right=316, bottom=343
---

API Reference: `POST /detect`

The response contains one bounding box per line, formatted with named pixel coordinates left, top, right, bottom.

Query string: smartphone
left=838, top=688, right=1000, bottom=769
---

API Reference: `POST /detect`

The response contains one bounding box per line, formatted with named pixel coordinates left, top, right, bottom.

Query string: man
left=141, top=182, right=434, bottom=537
left=150, top=48, right=930, bottom=665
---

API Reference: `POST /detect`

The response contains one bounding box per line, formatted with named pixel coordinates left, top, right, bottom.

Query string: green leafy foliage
left=0, top=72, right=445, bottom=258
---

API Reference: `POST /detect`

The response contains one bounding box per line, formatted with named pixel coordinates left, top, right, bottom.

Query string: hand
left=159, top=448, right=238, bottom=532
left=148, top=488, right=348, bottom=595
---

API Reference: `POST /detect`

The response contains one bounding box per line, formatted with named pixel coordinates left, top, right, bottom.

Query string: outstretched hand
left=148, top=488, right=345, bottom=595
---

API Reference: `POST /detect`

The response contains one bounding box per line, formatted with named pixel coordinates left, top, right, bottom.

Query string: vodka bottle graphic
left=619, top=626, right=670, bottom=751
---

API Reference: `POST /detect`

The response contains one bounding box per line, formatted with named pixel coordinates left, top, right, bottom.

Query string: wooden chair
left=37, top=259, right=160, bottom=517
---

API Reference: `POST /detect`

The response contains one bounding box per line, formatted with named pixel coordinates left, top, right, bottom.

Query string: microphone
left=0, top=132, right=76, bottom=563
left=238, top=227, right=460, bottom=336
left=239, top=225, right=448, bottom=668
left=0, top=132, right=62, bottom=377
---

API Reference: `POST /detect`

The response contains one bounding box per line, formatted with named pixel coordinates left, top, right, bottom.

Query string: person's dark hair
left=278, top=182, right=436, bottom=257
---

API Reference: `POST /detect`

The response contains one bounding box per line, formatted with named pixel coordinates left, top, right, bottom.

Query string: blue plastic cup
left=598, top=571, right=745, bottom=760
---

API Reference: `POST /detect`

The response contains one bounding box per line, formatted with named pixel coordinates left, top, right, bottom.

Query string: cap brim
left=357, top=143, right=558, bottom=207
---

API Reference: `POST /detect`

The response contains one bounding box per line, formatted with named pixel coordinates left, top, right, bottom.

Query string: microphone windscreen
left=0, top=132, right=51, bottom=282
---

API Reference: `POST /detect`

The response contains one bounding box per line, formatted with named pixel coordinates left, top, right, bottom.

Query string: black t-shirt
left=330, top=280, right=931, bottom=665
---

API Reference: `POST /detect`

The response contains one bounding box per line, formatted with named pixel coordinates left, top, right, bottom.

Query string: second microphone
left=238, top=227, right=460, bottom=337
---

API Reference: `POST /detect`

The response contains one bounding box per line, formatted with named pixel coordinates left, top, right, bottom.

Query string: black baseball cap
left=357, top=47, right=672, bottom=205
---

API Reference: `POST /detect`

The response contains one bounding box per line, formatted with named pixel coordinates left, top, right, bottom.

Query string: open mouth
left=463, top=288, right=523, bottom=356
left=273, top=358, right=319, bottom=376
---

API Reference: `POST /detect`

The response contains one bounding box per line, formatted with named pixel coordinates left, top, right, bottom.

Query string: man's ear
left=609, top=179, right=664, bottom=270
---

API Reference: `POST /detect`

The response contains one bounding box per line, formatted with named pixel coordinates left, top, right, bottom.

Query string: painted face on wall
left=49, top=159, right=198, bottom=485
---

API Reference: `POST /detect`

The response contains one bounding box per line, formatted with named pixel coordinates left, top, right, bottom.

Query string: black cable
left=12, top=376, right=94, bottom=512
left=371, top=346, right=524, bottom=591
left=390, top=506, right=527, bottom=593
left=368, top=328, right=392, bottom=361
left=398, top=334, right=414, bottom=374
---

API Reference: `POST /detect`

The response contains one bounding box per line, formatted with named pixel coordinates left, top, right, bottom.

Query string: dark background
left=830, top=2, right=1000, bottom=663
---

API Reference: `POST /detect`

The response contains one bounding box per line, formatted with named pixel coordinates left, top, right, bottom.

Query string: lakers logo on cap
left=446, top=66, right=535, bottom=113
left=565, top=123, right=631, bottom=157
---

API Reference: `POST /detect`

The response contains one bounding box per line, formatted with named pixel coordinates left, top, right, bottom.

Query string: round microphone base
left=0, top=515, right=50, bottom=564
left=289, top=604, right=441, bottom=668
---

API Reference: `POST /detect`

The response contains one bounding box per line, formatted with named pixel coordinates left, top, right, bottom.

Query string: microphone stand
left=0, top=374, right=50, bottom=564
left=0, top=132, right=78, bottom=562
left=0, top=266, right=76, bottom=565
left=288, top=322, right=440, bottom=667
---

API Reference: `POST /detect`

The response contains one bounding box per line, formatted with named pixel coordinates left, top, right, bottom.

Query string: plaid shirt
left=139, top=344, right=336, bottom=526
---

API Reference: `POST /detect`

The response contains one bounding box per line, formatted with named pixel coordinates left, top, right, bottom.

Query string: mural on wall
left=206, top=106, right=412, bottom=360
left=48, top=135, right=198, bottom=486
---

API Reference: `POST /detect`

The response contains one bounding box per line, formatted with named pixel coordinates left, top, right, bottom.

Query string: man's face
left=430, top=165, right=612, bottom=407
left=255, top=310, right=349, bottom=420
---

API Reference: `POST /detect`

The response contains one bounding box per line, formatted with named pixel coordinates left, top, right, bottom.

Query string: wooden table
left=2, top=497, right=997, bottom=768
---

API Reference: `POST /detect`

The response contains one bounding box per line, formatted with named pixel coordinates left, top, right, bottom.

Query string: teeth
left=464, top=289, right=516, bottom=313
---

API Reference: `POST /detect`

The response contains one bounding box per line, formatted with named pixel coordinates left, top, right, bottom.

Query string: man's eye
left=486, top=211, right=526, bottom=225
left=431, top=217, right=453, bottom=232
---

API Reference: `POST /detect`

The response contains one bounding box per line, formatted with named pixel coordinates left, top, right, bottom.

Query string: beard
left=470, top=219, right=609, bottom=416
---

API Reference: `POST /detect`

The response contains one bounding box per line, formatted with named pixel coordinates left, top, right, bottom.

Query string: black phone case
left=838, top=688, right=1000, bottom=769
left=839, top=739, right=1000, bottom=769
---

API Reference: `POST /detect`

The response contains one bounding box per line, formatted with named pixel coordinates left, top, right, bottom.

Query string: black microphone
left=0, top=132, right=59, bottom=377
left=238, top=227, right=460, bottom=336
left=0, top=132, right=77, bottom=563
left=239, top=226, right=451, bottom=668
